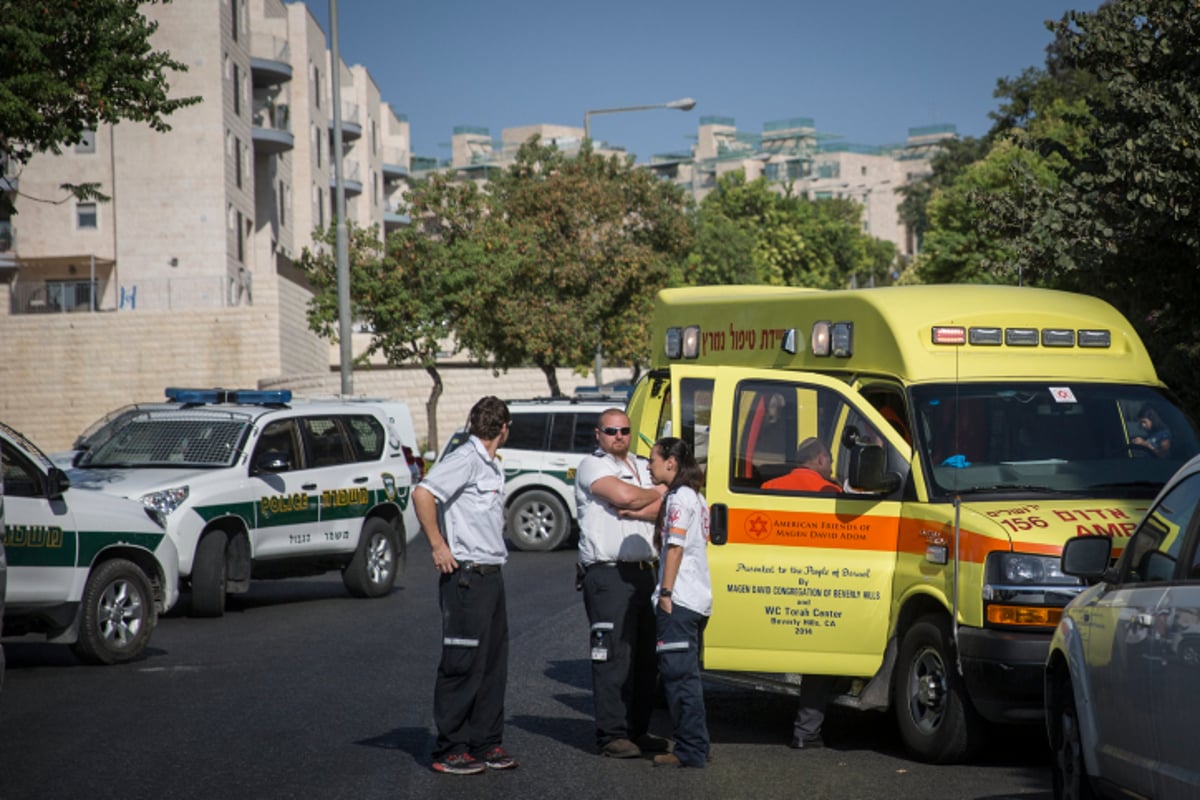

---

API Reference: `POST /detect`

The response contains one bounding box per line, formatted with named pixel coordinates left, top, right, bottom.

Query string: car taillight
left=402, top=445, right=425, bottom=482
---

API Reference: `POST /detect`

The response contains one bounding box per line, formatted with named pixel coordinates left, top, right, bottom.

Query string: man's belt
left=587, top=559, right=659, bottom=571
left=459, top=562, right=502, bottom=575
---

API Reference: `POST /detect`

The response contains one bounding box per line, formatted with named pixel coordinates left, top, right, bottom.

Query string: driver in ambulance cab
left=761, top=438, right=842, bottom=493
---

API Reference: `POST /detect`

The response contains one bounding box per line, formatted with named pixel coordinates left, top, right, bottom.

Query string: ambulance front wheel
left=506, top=490, right=569, bottom=552
left=190, top=530, right=229, bottom=618
left=71, top=558, right=157, bottom=665
left=894, top=614, right=982, bottom=764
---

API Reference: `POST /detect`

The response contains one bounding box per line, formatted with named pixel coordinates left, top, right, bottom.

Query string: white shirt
left=418, top=435, right=507, bottom=565
left=654, top=486, right=712, bottom=616
left=575, top=449, right=656, bottom=565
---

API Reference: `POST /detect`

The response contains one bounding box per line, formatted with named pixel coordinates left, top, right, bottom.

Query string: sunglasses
left=600, top=426, right=632, bottom=436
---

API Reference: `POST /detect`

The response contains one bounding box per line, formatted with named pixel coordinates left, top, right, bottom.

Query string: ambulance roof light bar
left=165, top=387, right=293, bottom=405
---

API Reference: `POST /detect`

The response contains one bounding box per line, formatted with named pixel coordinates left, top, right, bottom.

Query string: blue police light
left=165, top=387, right=293, bottom=405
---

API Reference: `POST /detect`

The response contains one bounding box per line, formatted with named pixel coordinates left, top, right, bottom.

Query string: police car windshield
left=79, top=416, right=248, bottom=468
left=911, top=383, right=1199, bottom=501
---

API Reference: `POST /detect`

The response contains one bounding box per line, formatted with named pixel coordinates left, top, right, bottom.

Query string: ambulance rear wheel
left=71, top=558, right=157, bottom=665
left=506, top=490, right=569, bottom=552
left=894, top=614, right=981, bottom=763
left=190, top=530, right=228, bottom=617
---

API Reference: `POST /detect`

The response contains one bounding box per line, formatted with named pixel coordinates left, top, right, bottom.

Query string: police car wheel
left=71, top=559, right=157, bottom=665
left=343, top=518, right=399, bottom=598
left=894, top=615, right=980, bottom=764
left=1049, top=673, right=1097, bottom=800
left=505, top=490, right=568, bottom=552
left=190, top=530, right=228, bottom=618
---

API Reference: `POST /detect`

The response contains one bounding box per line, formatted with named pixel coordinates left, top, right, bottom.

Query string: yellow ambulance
left=626, top=284, right=1199, bottom=763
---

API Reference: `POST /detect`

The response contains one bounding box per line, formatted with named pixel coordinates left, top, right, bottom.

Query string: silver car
left=1046, top=454, right=1200, bottom=800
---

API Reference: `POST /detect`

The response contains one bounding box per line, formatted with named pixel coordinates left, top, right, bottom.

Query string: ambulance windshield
left=911, top=383, right=1199, bottom=500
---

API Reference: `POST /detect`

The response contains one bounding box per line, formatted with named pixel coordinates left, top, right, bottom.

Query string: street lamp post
left=583, top=97, right=697, bottom=142
left=583, top=96, right=696, bottom=386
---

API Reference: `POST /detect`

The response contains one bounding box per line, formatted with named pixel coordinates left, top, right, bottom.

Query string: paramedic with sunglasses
left=575, top=409, right=671, bottom=759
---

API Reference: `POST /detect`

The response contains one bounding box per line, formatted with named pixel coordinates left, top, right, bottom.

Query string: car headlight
left=141, top=485, right=189, bottom=527
left=982, top=551, right=1085, bottom=629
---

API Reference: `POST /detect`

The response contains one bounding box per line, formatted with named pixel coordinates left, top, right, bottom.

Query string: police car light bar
left=165, top=387, right=293, bottom=405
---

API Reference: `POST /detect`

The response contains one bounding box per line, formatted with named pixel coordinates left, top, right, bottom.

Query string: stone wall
left=0, top=307, right=279, bottom=451
left=0, top=306, right=592, bottom=454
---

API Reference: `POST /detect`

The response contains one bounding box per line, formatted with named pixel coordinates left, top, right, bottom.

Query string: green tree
left=689, top=172, right=895, bottom=289
left=0, top=0, right=199, bottom=211
left=457, top=139, right=693, bottom=395
left=982, top=0, right=1200, bottom=412
left=299, top=174, right=488, bottom=449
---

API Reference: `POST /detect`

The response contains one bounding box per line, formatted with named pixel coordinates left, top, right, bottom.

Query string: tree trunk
left=539, top=361, right=563, bottom=397
left=425, top=365, right=444, bottom=454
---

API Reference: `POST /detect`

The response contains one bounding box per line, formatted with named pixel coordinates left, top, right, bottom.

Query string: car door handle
left=302, top=483, right=318, bottom=491
left=1133, top=612, right=1154, bottom=628
left=353, top=476, right=369, bottom=484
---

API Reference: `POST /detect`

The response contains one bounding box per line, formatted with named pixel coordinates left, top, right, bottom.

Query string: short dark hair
left=468, top=396, right=511, bottom=440
left=795, top=437, right=829, bottom=465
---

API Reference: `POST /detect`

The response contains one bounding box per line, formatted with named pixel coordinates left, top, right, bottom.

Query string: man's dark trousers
left=582, top=561, right=657, bottom=747
left=433, top=567, right=507, bottom=758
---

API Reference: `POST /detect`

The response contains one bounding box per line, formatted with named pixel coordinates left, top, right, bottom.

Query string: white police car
left=69, top=388, right=413, bottom=617
left=2, top=421, right=178, bottom=664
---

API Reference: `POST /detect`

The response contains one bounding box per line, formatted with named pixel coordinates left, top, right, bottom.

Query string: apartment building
left=0, top=0, right=953, bottom=451
left=643, top=116, right=955, bottom=258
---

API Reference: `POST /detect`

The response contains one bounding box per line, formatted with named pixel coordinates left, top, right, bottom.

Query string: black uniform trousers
left=581, top=560, right=658, bottom=747
left=433, top=566, right=508, bottom=759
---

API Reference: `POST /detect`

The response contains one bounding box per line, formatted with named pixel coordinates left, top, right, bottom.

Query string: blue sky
left=298, top=0, right=1097, bottom=163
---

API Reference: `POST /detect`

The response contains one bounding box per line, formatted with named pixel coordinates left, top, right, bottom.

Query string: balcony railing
left=9, top=276, right=242, bottom=314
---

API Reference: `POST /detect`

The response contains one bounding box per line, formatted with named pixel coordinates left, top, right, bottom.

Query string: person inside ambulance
left=760, top=438, right=842, bottom=493
left=1130, top=403, right=1171, bottom=458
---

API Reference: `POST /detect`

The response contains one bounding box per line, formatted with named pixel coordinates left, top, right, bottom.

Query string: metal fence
left=9, top=276, right=246, bottom=314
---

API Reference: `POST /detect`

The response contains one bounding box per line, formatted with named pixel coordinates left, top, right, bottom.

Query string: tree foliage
left=456, top=139, right=693, bottom=394
left=903, top=0, right=1200, bottom=415
left=0, top=0, right=199, bottom=211
left=0, top=0, right=197, bottom=159
left=299, top=175, right=486, bottom=449
left=688, top=172, right=896, bottom=289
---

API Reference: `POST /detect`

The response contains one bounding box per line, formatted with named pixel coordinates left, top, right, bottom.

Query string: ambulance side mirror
left=847, top=444, right=901, bottom=495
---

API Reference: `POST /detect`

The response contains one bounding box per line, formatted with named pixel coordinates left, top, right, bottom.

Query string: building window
left=233, top=63, right=241, bottom=116
left=76, top=130, right=96, bottom=154
left=317, top=188, right=325, bottom=228
left=236, top=210, right=244, bottom=262
left=312, top=65, right=321, bottom=109
left=77, top=202, right=98, bottom=229
left=278, top=180, right=286, bottom=227
left=231, top=0, right=239, bottom=41
left=861, top=165, right=868, bottom=177
left=235, top=138, right=243, bottom=188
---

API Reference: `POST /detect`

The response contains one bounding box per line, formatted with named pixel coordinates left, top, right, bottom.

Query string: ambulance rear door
left=703, top=367, right=910, bottom=678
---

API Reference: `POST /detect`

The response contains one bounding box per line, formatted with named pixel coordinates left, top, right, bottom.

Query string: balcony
left=0, top=221, right=14, bottom=270
left=10, top=279, right=106, bottom=314
left=327, top=102, right=362, bottom=142
left=381, top=145, right=409, bottom=181
left=383, top=201, right=410, bottom=232
left=330, top=159, right=362, bottom=196
left=252, top=101, right=294, bottom=155
left=250, top=34, right=292, bottom=87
